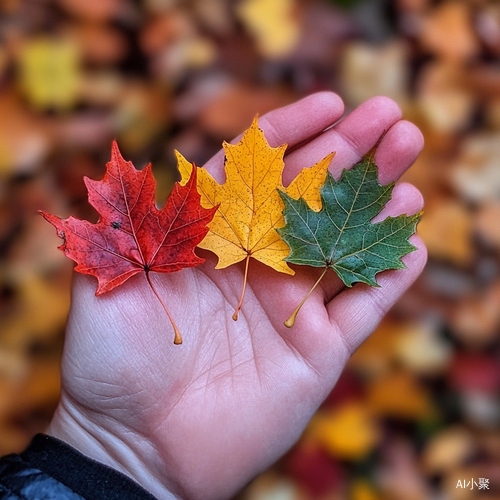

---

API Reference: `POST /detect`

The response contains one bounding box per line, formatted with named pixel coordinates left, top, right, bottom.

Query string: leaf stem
left=145, top=272, right=183, bottom=345
left=233, top=253, right=250, bottom=321
left=285, top=267, right=329, bottom=328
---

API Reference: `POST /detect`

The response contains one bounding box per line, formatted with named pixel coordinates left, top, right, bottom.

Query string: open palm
left=48, top=93, right=427, bottom=500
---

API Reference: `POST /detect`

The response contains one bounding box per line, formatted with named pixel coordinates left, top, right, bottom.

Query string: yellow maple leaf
left=177, top=116, right=334, bottom=319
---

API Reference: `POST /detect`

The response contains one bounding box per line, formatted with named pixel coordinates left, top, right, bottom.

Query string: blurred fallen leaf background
left=0, top=0, right=499, bottom=499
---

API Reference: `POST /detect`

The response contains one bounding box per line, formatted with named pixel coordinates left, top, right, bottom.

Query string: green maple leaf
left=277, top=149, right=421, bottom=327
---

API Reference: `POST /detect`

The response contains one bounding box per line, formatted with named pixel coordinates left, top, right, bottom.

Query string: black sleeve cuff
left=19, top=434, right=158, bottom=500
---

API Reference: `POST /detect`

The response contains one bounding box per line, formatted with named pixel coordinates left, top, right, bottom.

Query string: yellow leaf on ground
left=236, top=0, right=300, bottom=59
left=177, top=116, right=334, bottom=318
left=351, top=479, right=380, bottom=500
left=17, top=37, right=81, bottom=111
left=307, top=402, right=380, bottom=461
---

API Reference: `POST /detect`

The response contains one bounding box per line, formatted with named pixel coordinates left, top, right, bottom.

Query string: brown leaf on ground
left=419, top=2, right=480, bottom=62
left=418, top=199, right=473, bottom=266
left=198, top=83, right=297, bottom=138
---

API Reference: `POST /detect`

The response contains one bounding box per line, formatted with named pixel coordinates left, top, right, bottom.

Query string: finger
left=372, top=182, right=424, bottom=223
left=374, top=120, right=425, bottom=185
left=327, top=236, right=427, bottom=355
left=284, top=96, right=401, bottom=179
left=282, top=98, right=423, bottom=185
left=320, top=182, right=425, bottom=302
left=203, top=91, right=345, bottom=182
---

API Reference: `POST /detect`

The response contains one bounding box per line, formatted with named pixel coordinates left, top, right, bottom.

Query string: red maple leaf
left=40, top=141, right=217, bottom=344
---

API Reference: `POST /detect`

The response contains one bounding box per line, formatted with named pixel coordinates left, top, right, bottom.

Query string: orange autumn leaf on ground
left=367, top=370, right=435, bottom=420
left=177, top=116, right=334, bottom=319
left=306, top=402, right=380, bottom=461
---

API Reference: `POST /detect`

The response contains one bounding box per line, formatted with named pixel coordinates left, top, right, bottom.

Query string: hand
left=47, top=92, right=427, bottom=500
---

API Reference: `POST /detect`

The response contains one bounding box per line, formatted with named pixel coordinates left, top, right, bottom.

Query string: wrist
left=47, top=395, right=178, bottom=500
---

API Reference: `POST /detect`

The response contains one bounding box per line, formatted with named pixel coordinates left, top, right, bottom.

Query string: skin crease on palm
left=46, top=92, right=428, bottom=500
